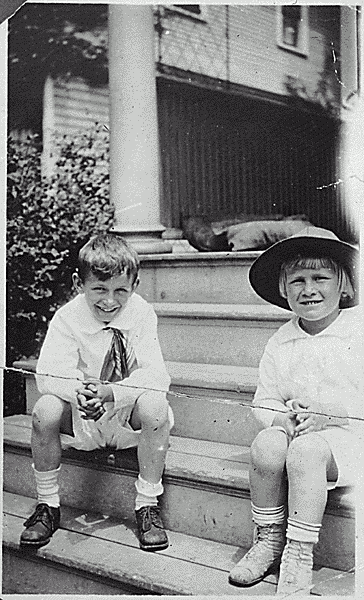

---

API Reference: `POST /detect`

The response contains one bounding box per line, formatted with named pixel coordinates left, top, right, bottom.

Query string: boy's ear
left=72, top=272, right=83, bottom=293
left=132, top=277, right=140, bottom=292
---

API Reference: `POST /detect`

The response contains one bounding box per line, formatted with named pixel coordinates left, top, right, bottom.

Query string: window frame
left=164, top=5, right=207, bottom=23
left=277, top=5, right=309, bottom=57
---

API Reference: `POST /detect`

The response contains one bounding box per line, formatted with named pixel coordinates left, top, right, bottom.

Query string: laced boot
left=276, top=539, right=314, bottom=596
left=135, top=505, right=169, bottom=551
left=20, top=503, right=60, bottom=548
left=229, top=523, right=286, bottom=587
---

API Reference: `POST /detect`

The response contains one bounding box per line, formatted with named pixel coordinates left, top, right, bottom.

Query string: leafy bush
left=7, top=125, right=113, bottom=365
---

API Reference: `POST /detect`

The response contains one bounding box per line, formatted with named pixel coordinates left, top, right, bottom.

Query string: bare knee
left=250, top=428, right=288, bottom=473
left=32, top=394, right=68, bottom=435
left=286, top=434, right=331, bottom=477
left=136, top=391, right=169, bottom=430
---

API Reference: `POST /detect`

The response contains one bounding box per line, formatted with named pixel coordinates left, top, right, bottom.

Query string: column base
left=110, top=227, right=173, bottom=254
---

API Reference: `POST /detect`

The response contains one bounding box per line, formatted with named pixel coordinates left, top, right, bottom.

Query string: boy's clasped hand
left=290, top=399, right=328, bottom=437
left=76, top=379, right=114, bottom=421
left=273, top=399, right=328, bottom=440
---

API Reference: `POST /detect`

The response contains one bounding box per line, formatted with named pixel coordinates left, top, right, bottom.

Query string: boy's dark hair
left=77, top=234, right=140, bottom=284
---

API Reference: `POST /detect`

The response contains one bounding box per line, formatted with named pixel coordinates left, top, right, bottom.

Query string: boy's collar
left=278, top=309, right=357, bottom=343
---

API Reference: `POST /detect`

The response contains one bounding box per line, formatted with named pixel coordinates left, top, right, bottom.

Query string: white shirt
left=36, top=292, right=171, bottom=410
left=253, top=307, right=364, bottom=437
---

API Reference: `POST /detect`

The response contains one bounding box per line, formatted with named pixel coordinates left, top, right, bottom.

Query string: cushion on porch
left=227, top=219, right=313, bottom=251
left=183, top=216, right=312, bottom=252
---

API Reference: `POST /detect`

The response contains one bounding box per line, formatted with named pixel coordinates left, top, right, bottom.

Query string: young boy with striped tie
left=20, top=234, right=173, bottom=552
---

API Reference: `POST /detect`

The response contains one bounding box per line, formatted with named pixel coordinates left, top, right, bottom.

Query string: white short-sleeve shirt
left=253, top=307, right=364, bottom=487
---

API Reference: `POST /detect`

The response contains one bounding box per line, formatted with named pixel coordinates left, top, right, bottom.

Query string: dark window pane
left=174, top=5, right=201, bottom=15
left=282, top=6, right=301, bottom=47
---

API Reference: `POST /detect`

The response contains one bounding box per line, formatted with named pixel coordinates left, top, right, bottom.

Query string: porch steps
left=168, top=362, right=261, bottom=445
left=4, top=251, right=356, bottom=593
left=4, top=414, right=355, bottom=575
left=138, top=251, right=265, bottom=305
left=4, top=492, right=353, bottom=596
left=155, top=302, right=291, bottom=367
left=13, top=359, right=260, bottom=446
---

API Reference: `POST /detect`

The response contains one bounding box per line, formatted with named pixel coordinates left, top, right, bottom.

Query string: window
left=174, top=5, right=201, bottom=15
left=277, top=6, right=309, bottom=56
left=164, top=5, right=206, bottom=22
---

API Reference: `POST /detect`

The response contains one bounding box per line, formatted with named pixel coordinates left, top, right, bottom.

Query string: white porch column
left=340, top=6, right=359, bottom=112
left=108, top=4, right=171, bottom=253
left=340, top=7, right=363, bottom=239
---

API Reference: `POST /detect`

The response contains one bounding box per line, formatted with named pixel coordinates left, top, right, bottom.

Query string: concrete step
left=4, top=492, right=353, bottom=596
left=138, top=251, right=266, bottom=305
left=154, top=303, right=291, bottom=367
left=168, top=362, right=261, bottom=445
left=2, top=492, right=273, bottom=595
left=4, top=415, right=355, bottom=572
left=13, top=359, right=261, bottom=445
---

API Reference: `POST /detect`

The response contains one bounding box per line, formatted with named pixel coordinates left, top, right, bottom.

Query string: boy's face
left=74, top=271, right=138, bottom=323
left=284, top=266, right=341, bottom=333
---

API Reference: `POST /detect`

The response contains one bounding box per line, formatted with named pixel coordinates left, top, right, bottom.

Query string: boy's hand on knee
left=291, top=399, right=327, bottom=435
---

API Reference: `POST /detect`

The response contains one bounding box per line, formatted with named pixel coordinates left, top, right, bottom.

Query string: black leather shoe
left=20, top=503, right=60, bottom=548
left=135, top=505, right=169, bottom=551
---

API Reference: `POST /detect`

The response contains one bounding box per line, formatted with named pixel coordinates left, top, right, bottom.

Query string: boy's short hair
left=77, top=233, right=140, bottom=284
left=279, top=256, right=354, bottom=301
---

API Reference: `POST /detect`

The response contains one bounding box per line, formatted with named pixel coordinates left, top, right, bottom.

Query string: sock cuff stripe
left=287, top=518, right=321, bottom=532
left=32, top=464, right=61, bottom=476
left=251, top=503, right=285, bottom=514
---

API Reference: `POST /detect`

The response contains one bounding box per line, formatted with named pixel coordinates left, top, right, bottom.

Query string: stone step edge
left=140, top=250, right=262, bottom=263
left=3, top=492, right=264, bottom=596
left=13, top=358, right=259, bottom=395
left=168, top=361, right=258, bottom=393
left=4, top=415, right=251, bottom=496
left=4, top=415, right=355, bottom=519
left=154, top=302, right=291, bottom=321
left=4, top=491, right=352, bottom=597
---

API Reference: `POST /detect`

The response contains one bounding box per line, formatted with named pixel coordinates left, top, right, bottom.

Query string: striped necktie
left=99, top=327, right=130, bottom=382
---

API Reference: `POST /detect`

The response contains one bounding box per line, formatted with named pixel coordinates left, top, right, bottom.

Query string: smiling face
left=283, top=266, right=342, bottom=334
left=73, top=271, right=138, bottom=323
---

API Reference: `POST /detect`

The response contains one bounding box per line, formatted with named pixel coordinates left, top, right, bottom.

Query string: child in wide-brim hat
left=229, top=226, right=362, bottom=595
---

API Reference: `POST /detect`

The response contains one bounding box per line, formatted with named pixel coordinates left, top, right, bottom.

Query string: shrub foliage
left=7, top=126, right=113, bottom=364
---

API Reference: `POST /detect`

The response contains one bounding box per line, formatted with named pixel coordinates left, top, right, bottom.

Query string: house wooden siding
left=42, top=5, right=355, bottom=240
left=53, top=78, right=109, bottom=135
left=50, top=5, right=341, bottom=136
left=157, top=5, right=341, bottom=104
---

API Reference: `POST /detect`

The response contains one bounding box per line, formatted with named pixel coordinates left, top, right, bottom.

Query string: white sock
left=135, top=475, right=163, bottom=511
left=251, top=503, right=286, bottom=526
left=286, top=517, right=321, bottom=544
left=32, top=464, right=61, bottom=508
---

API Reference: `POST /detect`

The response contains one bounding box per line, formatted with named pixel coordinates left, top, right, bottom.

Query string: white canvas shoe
left=229, top=523, right=286, bottom=587
left=276, top=539, right=314, bottom=596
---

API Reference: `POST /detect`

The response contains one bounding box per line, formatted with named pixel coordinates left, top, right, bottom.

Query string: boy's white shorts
left=318, top=427, right=358, bottom=489
left=60, top=394, right=174, bottom=452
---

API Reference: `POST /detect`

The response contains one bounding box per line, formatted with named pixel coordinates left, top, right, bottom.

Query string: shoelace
left=280, top=542, right=312, bottom=584
left=245, top=525, right=280, bottom=559
left=23, top=504, right=55, bottom=531
left=140, top=506, right=163, bottom=531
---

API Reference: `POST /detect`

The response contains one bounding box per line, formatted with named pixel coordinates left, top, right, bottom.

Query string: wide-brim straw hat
left=249, top=226, right=359, bottom=310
